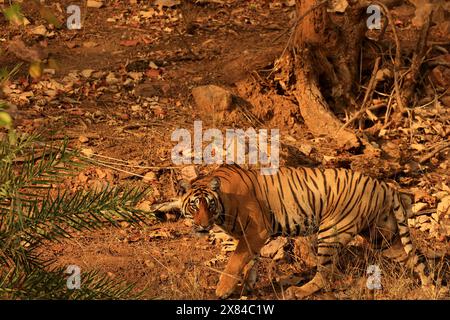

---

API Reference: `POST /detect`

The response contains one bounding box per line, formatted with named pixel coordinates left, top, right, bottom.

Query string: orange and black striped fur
left=178, top=164, right=432, bottom=299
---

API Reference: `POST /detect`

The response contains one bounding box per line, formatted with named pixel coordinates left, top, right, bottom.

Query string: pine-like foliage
left=0, top=125, right=151, bottom=299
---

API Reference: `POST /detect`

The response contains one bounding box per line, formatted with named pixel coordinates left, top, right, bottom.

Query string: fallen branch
left=337, top=57, right=381, bottom=133
left=418, top=141, right=450, bottom=164
left=410, top=208, right=436, bottom=217
left=338, top=103, right=386, bottom=133
left=361, top=57, right=381, bottom=110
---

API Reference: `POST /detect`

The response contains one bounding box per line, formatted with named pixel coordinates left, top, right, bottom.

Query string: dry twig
left=401, top=10, right=432, bottom=107
left=418, top=141, right=450, bottom=164
left=374, top=1, right=404, bottom=113
left=338, top=57, right=381, bottom=133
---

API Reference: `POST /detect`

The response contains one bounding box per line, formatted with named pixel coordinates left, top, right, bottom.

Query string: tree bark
left=288, top=0, right=368, bottom=150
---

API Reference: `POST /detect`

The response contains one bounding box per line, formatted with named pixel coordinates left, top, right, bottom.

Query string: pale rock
left=78, top=135, right=89, bottom=143
left=192, top=85, right=233, bottom=113
left=81, top=148, right=94, bottom=157
left=143, top=171, right=157, bottom=182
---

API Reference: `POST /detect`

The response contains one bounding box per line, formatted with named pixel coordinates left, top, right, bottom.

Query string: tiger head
left=178, top=177, right=223, bottom=233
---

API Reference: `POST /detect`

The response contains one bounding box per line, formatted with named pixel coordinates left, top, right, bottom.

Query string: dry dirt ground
left=1, top=0, right=449, bottom=299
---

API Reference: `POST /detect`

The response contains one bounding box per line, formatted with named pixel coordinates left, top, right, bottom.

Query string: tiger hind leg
left=285, top=231, right=354, bottom=299
left=364, top=199, right=439, bottom=296
left=380, top=235, right=448, bottom=297
left=381, top=235, right=430, bottom=283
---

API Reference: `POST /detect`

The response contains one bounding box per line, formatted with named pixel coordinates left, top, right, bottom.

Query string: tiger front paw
left=215, top=275, right=239, bottom=299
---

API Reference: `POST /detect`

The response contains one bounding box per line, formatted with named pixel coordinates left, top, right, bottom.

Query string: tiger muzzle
left=193, top=198, right=214, bottom=233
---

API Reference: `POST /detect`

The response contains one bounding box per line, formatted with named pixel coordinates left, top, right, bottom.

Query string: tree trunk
left=288, top=0, right=368, bottom=150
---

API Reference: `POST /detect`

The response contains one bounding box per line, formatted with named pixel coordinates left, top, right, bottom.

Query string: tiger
left=176, top=164, right=433, bottom=299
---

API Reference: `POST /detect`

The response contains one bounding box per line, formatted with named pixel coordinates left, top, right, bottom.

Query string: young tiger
left=177, top=164, right=432, bottom=299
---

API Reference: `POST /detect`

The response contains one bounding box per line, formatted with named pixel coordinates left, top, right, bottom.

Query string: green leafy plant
left=0, top=130, right=152, bottom=299
left=3, top=3, right=25, bottom=26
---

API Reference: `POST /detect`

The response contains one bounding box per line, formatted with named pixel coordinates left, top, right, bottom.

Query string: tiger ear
left=209, top=177, right=220, bottom=192
left=177, top=180, right=191, bottom=196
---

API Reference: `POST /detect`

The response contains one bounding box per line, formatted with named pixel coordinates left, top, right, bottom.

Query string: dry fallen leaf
left=29, top=61, right=43, bottom=79
left=81, top=148, right=94, bottom=157
left=148, top=228, right=175, bottom=240
left=87, top=0, right=104, bottom=8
